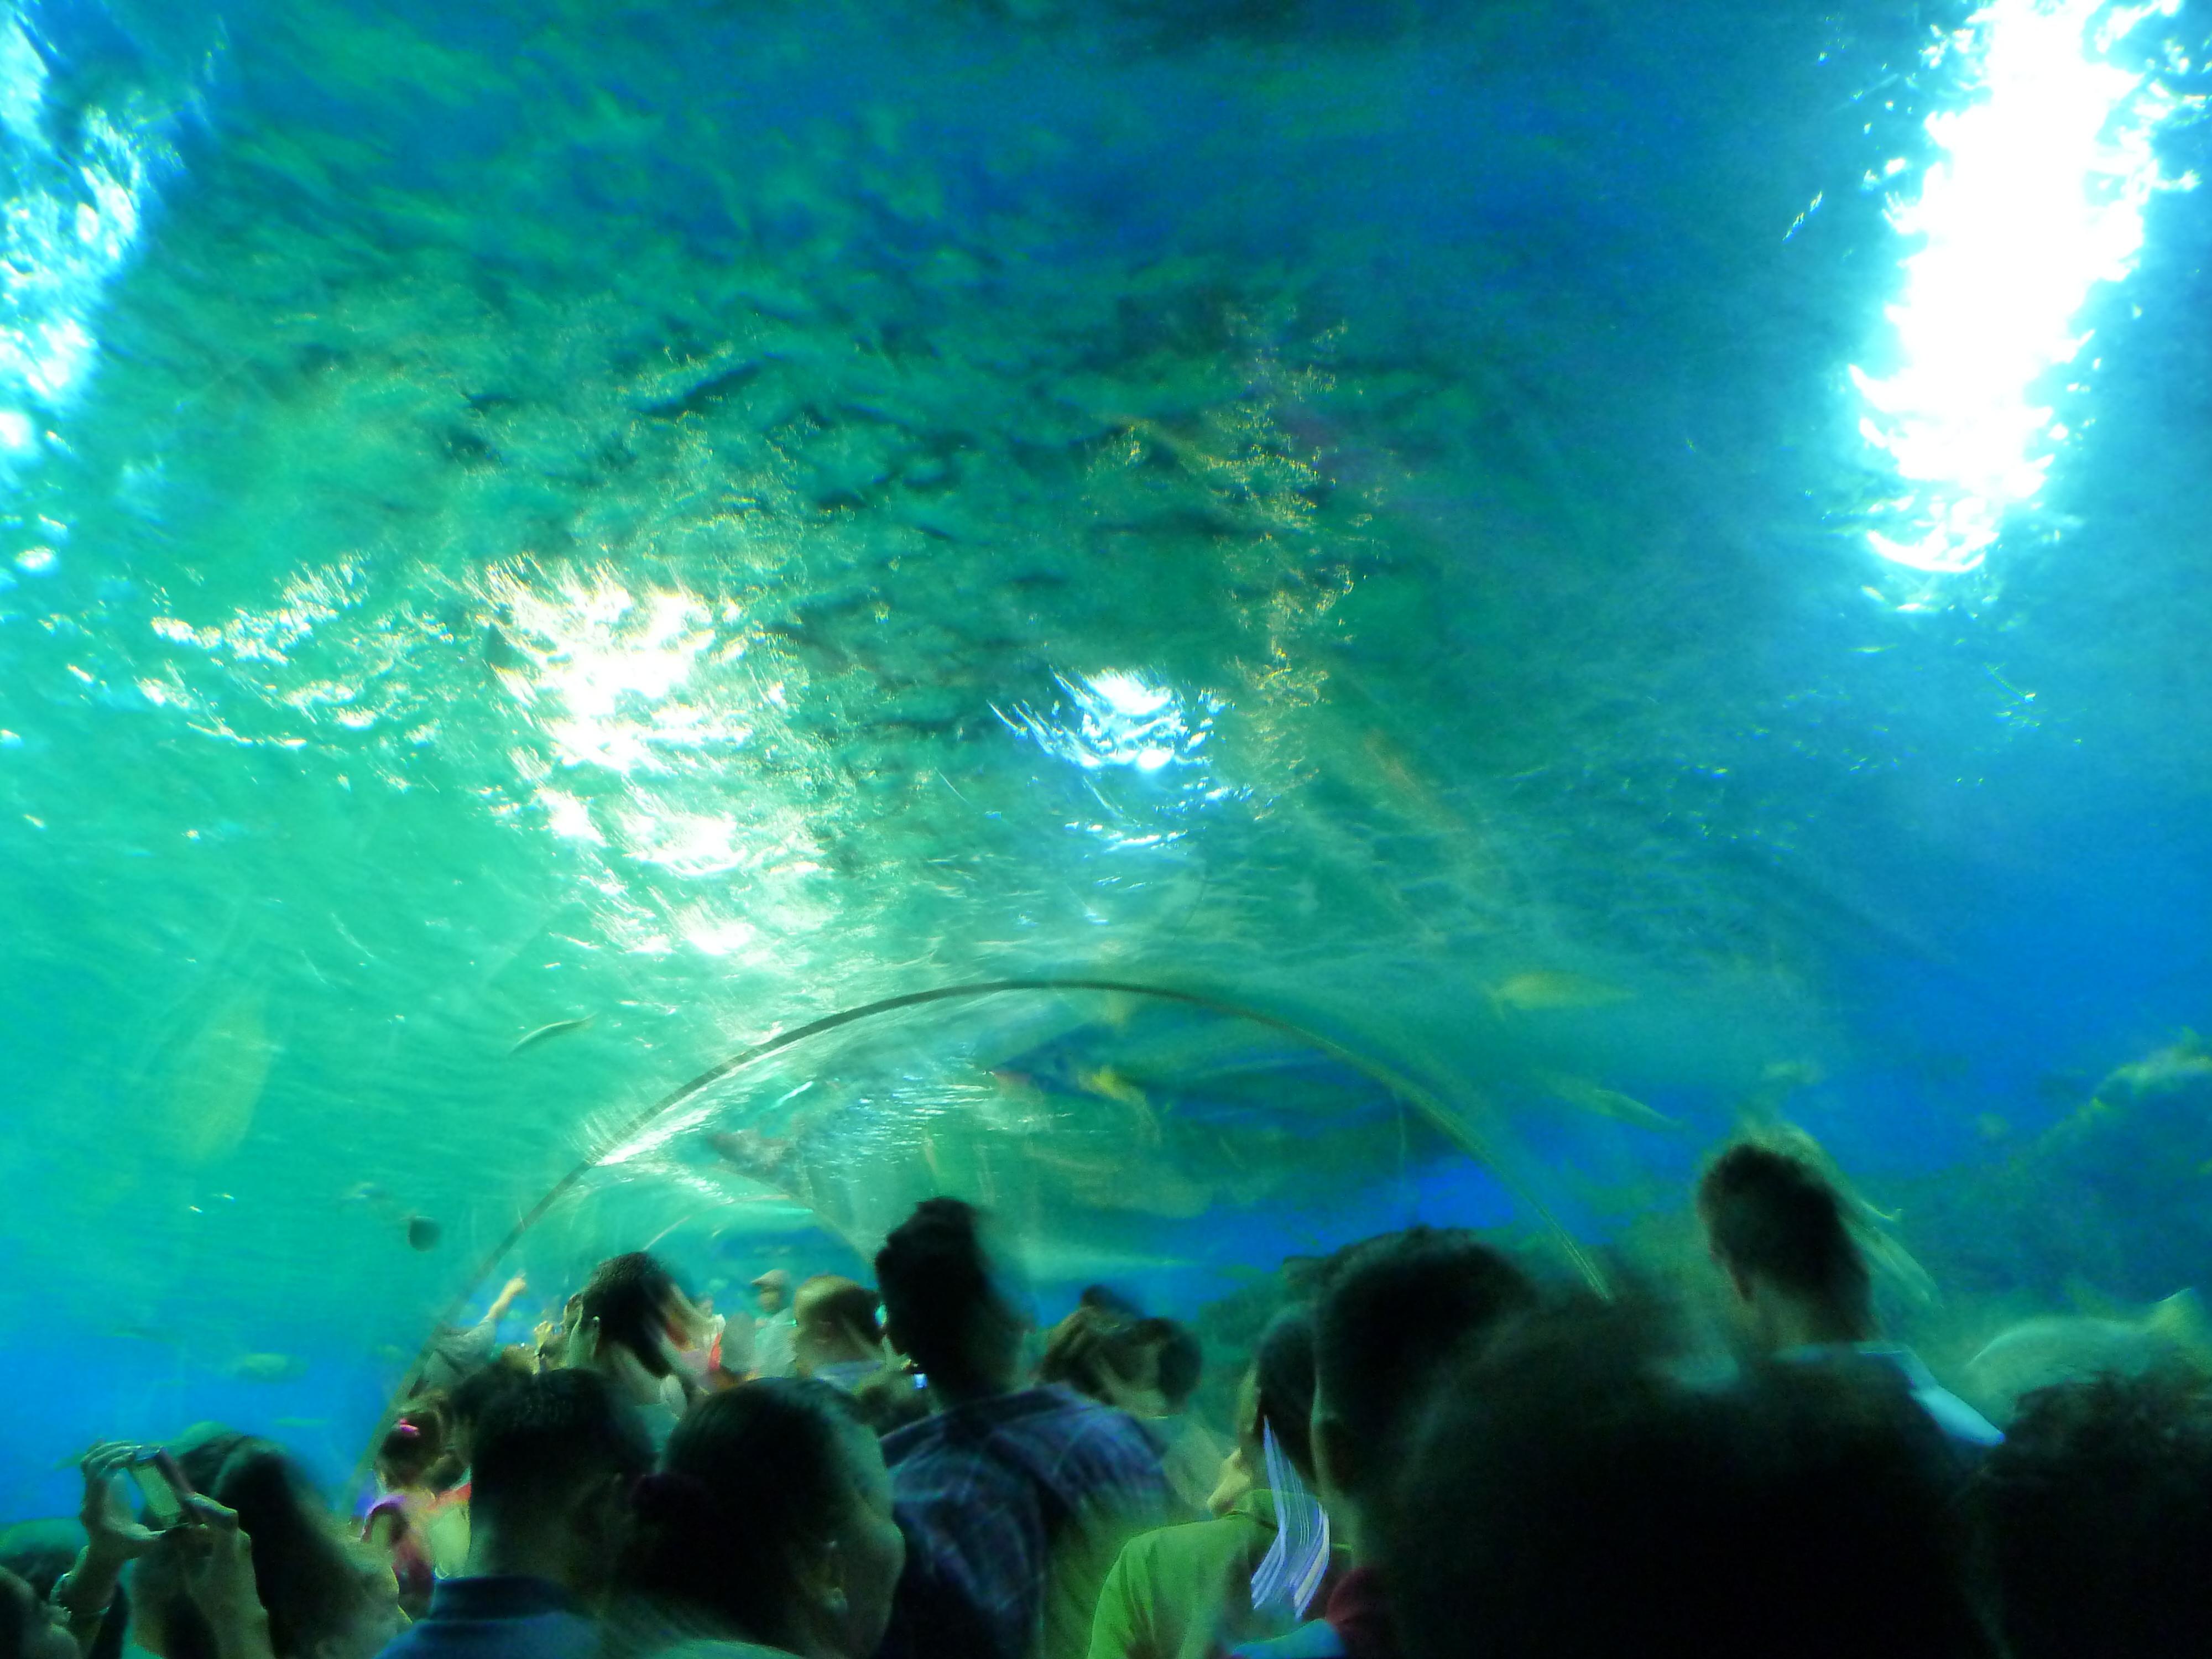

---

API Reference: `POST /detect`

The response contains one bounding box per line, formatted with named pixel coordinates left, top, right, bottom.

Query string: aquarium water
left=3, top=0, right=2210, bottom=1515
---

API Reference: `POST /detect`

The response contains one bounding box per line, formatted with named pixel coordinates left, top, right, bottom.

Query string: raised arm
left=51, top=1444, right=162, bottom=1655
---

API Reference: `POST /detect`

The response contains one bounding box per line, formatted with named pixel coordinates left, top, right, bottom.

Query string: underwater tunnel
left=3, top=0, right=2212, bottom=1513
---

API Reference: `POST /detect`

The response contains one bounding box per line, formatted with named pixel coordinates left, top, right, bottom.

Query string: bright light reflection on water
left=998, top=671, right=1239, bottom=848
left=999, top=671, right=1220, bottom=776
left=0, top=7, right=164, bottom=478
left=1853, top=0, right=2199, bottom=576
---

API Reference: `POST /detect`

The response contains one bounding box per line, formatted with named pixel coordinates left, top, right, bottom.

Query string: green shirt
left=650, top=1641, right=798, bottom=1659
left=1088, top=1491, right=1281, bottom=1659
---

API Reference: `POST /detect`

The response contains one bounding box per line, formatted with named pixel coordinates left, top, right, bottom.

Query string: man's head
left=753, top=1269, right=792, bottom=1316
left=1696, top=1142, right=1873, bottom=1348
left=1382, top=1297, right=1990, bottom=1659
left=447, top=1358, right=529, bottom=1468
left=1309, top=1229, right=1537, bottom=1542
left=581, top=1252, right=692, bottom=1379
left=875, top=1199, right=1028, bottom=1401
left=468, top=1368, right=654, bottom=1595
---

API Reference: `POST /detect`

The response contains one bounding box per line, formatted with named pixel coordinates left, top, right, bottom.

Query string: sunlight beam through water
left=1851, top=0, right=2199, bottom=576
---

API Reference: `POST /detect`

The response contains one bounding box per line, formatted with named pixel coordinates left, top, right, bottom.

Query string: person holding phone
left=47, top=1444, right=168, bottom=1652
left=77, top=1434, right=403, bottom=1659
left=49, top=1445, right=273, bottom=1659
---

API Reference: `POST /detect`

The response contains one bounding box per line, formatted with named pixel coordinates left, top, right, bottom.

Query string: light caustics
left=1851, top=0, right=2200, bottom=576
left=482, top=565, right=819, bottom=955
left=997, top=670, right=1241, bottom=848
left=1000, top=670, right=1217, bottom=775
left=0, top=7, right=163, bottom=489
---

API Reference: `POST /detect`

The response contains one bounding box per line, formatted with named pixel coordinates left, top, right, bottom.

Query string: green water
left=4, top=0, right=2211, bottom=1508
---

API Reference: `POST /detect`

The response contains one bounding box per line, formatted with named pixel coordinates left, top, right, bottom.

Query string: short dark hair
left=1313, top=1228, right=1537, bottom=1485
left=1385, top=1297, right=1991, bottom=1659
left=876, top=1199, right=994, bottom=1376
left=449, top=1358, right=528, bottom=1436
left=1973, top=1367, right=2212, bottom=1659
left=1697, top=1143, right=1871, bottom=1321
left=1252, top=1305, right=1319, bottom=1481
left=1149, top=1319, right=1203, bottom=1408
left=620, top=1380, right=869, bottom=1647
left=581, top=1251, right=684, bottom=1379
left=471, top=1370, right=654, bottom=1536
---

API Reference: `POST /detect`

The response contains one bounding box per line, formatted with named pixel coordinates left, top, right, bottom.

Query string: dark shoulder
left=880, top=1410, right=941, bottom=1465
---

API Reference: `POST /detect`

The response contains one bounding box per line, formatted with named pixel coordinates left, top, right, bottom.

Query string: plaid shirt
left=883, top=1385, right=1172, bottom=1659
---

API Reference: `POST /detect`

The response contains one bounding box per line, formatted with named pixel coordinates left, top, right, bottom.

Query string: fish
left=107, top=1323, right=181, bottom=1346
left=1073, top=1066, right=1149, bottom=1110
left=228, top=1353, right=306, bottom=1384
left=979, top=1069, right=1063, bottom=1135
left=1964, top=1291, right=2212, bottom=1424
left=165, top=989, right=275, bottom=1165
left=707, top=1128, right=801, bottom=1183
left=980, top=1064, right=1164, bottom=1145
left=1531, top=1072, right=1681, bottom=1133
left=1071, top=1066, right=1164, bottom=1146
left=2090, top=1032, right=2212, bottom=1107
left=510, top=1015, right=595, bottom=1055
left=1485, top=971, right=1633, bottom=1015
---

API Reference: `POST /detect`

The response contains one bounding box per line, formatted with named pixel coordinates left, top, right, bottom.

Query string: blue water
left=4, top=0, right=2210, bottom=1518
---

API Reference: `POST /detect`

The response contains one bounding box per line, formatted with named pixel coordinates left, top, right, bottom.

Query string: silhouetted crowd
left=9, top=1140, right=2212, bottom=1659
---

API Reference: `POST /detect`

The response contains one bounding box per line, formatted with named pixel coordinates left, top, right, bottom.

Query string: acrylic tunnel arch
left=364, top=975, right=1609, bottom=1464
